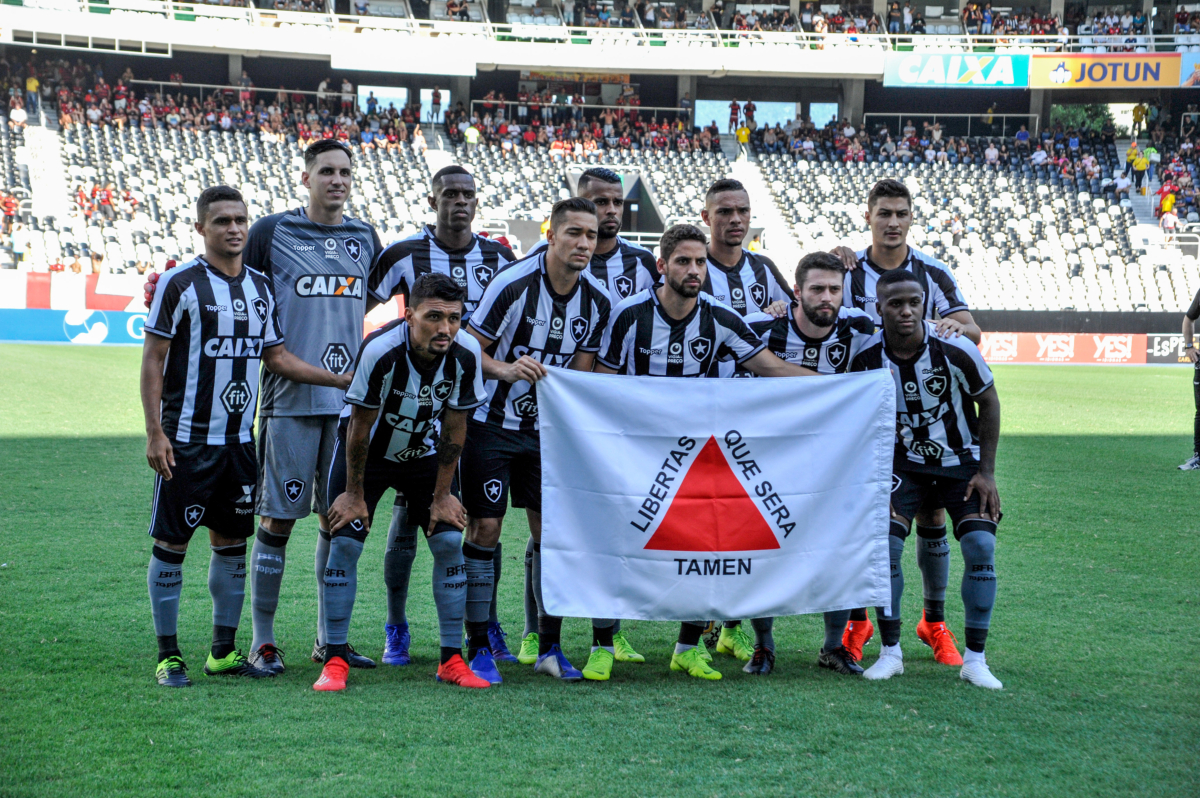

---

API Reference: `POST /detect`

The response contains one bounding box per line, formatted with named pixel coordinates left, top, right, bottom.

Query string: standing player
left=833, top=178, right=981, bottom=668
left=850, top=268, right=1003, bottom=690
left=141, top=186, right=351, bottom=687
left=244, top=139, right=384, bottom=674
left=514, top=166, right=658, bottom=665
left=367, top=164, right=518, bottom=666
left=1179, top=288, right=1200, bottom=470
left=699, top=178, right=792, bottom=659
left=318, top=274, right=490, bottom=692
left=461, top=198, right=611, bottom=684
left=735, top=251, right=876, bottom=676
left=595, top=224, right=818, bottom=681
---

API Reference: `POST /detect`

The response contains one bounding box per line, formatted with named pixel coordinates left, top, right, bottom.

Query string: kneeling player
left=595, top=224, right=817, bottom=681
left=142, top=187, right=351, bottom=686
left=321, top=274, right=490, bottom=691
left=738, top=251, right=875, bottom=676
left=850, top=269, right=1003, bottom=689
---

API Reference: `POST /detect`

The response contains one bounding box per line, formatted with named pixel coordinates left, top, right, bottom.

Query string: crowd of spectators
left=564, top=0, right=707, bottom=29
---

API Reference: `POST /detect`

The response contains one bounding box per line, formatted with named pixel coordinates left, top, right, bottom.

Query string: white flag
left=538, top=369, right=895, bottom=621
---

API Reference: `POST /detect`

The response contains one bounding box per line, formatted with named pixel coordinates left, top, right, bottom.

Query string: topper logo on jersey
left=203, top=337, right=264, bottom=359
left=513, top=393, right=539, bottom=419
left=321, top=343, right=353, bottom=374
left=284, top=478, right=305, bottom=502
left=343, top=237, right=363, bottom=263
left=484, top=479, right=503, bottom=503
left=220, top=380, right=253, bottom=414
left=826, top=342, right=848, bottom=369
left=251, top=297, right=269, bottom=324
left=184, top=504, right=205, bottom=528
left=570, top=317, right=590, bottom=343
left=472, top=263, right=495, bottom=288
left=688, top=337, right=712, bottom=360
left=923, top=374, right=948, bottom=396
left=295, top=275, right=364, bottom=299
left=614, top=275, right=634, bottom=298
left=749, top=283, right=767, bottom=307
left=433, top=380, right=454, bottom=401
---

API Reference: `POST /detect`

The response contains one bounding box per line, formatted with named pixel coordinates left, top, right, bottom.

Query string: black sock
left=593, top=624, right=614, bottom=648
left=538, top=616, right=563, bottom=655
left=965, top=627, right=988, bottom=653
left=723, top=620, right=740, bottom=629
left=325, top=642, right=348, bottom=663
left=850, top=608, right=868, bottom=622
left=157, top=634, right=181, bottom=662
left=441, top=646, right=461, bottom=665
left=678, top=622, right=704, bottom=646
left=211, top=625, right=237, bottom=659
left=924, top=600, right=946, bottom=624
left=466, top=620, right=490, bottom=660
left=878, top=618, right=902, bottom=647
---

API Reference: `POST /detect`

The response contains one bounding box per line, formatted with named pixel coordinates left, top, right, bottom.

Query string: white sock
left=963, top=648, right=986, bottom=664
left=880, top=643, right=902, bottom=659
left=674, top=643, right=696, bottom=654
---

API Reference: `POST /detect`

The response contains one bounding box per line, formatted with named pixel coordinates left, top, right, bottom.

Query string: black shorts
left=890, top=467, right=998, bottom=538
left=326, top=429, right=456, bottom=539
left=460, top=420, right=541, bottom=518
left=148, top=441, right=258, bottom=544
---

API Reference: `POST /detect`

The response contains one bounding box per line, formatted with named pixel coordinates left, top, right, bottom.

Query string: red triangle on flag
left=644, top=436, right=781, bottom=552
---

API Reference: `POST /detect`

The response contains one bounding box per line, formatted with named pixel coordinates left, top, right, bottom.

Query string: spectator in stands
left=340, top=78, right=354, bottom=113
left=1132, top=149, right=1149, bottom=194
left=25, top=72, right=39, bottom=116
left=1125, top=140, right=1140, bottom=176
left=1162, top=206, right=1179, bottom=241
left=887, top=2, right=902, bottom=33
left=1029, top=144, right=1049, bottom=166
left=8, top=101, right=27, bottom=130
left=984, top=140, right=999, bottom=166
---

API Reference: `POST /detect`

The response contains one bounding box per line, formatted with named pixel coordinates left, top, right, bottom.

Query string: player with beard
left=699, top=178, right=791, bottom=660
left=367, top=165, right=519, bottom=667
left=595, top=224, right=817, bottom=680
left=831, top=178, right=981, bottom=669
left=735, top=251, right=876, bottom=676
left=509, top=166, right=654, bottom=666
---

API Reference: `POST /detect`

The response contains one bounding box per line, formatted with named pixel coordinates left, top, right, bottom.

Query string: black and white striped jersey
left=844, top=246, right=969, bottom=325
left=144, top=257, right=283, bottom=446
left=598, top=289, right=765, bottom=376
left=526, top=235, right=659, bottom=301
left=851, top=322, right=994, bottom=472
left=468, top=252, right=611, bottom=431
left=703, top=250, right=792, bottom=316
left=368, top=225, right=516, bottom=321
left=341, top=319, right=486, bottom=464
left=738, top=304, right=876, bottom=376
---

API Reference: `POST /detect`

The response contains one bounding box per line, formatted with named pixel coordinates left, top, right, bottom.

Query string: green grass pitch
left=1, top=343, right=1197, bottom=797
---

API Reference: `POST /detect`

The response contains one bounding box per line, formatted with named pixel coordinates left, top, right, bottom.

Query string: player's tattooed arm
left=430, top=409, right=468, bottom=531
left=140, top=332, right=175, bottom=480
left=964, top=385, right=1001, bottom=522
left=263, top=343, right=353, bottom=390
left=326, top=405, right=376, bottom=532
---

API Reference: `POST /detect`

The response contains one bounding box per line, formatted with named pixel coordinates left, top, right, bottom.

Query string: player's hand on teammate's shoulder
left=830, top=245, right=858, bottom=271
left=429, top=492, right=467, bottom=531
left=143, top=259, right=179, bottom=308
left=334, top=370, right=354, bottom=390
left=505, top=355, right=549, bottom=384
left=964, top=472, right=1001, bottom=522
left=933, top=317, right=966, bottom=339
left=765, top=299, right=789, bottom=318
left=327, top=491, right=369, bottom=533
left=146, top=429, right=175, bottom=480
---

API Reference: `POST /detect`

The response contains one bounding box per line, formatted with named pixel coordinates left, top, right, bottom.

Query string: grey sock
left=751, top=617, right=775, bottom=651
left=488, top=542, right=503, bottom=625
left=522, top=536, right=537, bottom=637
left=916, top=524, right=950, bottom=603
left=428, top=529, right=467, bottom=647
left=463, top=542, right=495, bottom=626
left=249, top=526, right=287, bottom=652
left=878, top=533, right=906, bottom=622
left=322, top=536, right=365, bottom=647
left=823, top=610, right=850, bottom=651
left=209, top=543, right=247, bottom=629
left=531, top=543, right=545, bottom=620
left=960, top=527, right=997, bottom=630
left=383, top=504, right=416, bottom=627
left=314, top=530, right=331, bottom=646
left=148, top=546, right=185, bottom=637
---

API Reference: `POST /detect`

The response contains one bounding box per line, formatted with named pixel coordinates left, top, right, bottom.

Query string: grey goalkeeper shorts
left=255, top=414, right=339, bottom=520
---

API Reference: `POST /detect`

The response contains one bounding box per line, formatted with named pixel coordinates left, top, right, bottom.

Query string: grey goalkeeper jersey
left=244, top=207, right=383, bottom=417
